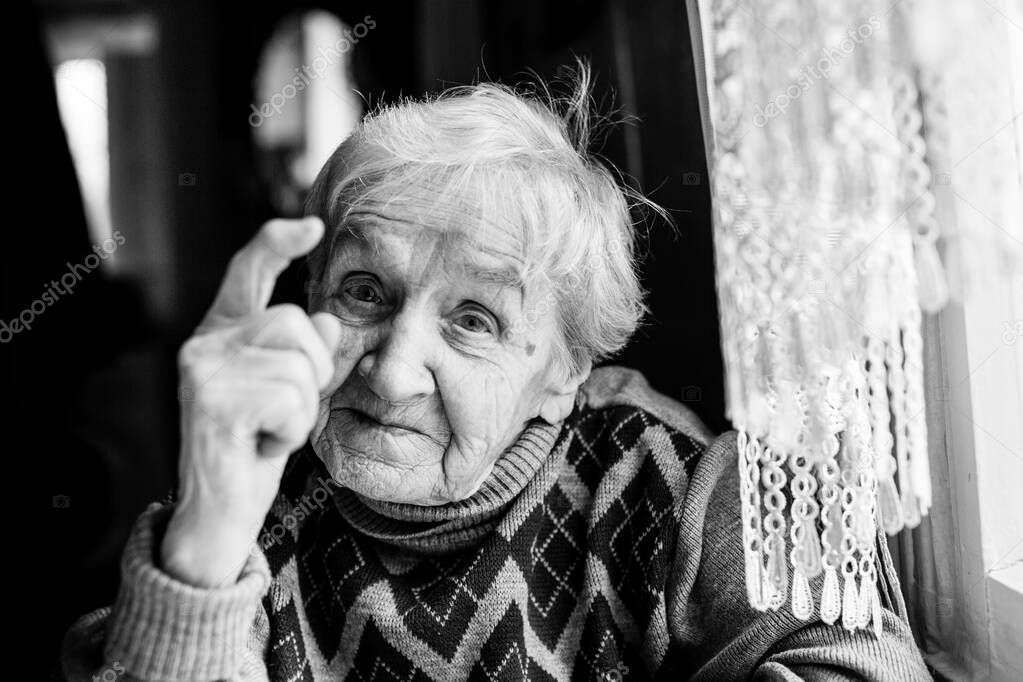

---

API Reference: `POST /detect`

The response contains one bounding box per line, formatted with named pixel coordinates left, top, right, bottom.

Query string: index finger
left=204, top=217, right=325, bottom=324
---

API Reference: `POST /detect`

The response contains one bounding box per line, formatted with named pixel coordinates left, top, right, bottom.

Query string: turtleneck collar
left=331, top=418, right=563, bottom=554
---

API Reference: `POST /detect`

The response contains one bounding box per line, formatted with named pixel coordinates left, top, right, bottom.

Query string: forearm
left=671, top=432, right=931, bottom=681
left=753, top=609, right=931, bottom=681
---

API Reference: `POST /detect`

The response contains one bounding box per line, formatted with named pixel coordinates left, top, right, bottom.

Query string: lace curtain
left=686, top=0, right=1023, bottom=635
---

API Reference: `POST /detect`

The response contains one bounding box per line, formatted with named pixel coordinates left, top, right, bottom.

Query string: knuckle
left=178, top=332, right=237, bottom=377
left=177, top=336, right=214, bottom=381
left=177, top=335, right=204, bottom=367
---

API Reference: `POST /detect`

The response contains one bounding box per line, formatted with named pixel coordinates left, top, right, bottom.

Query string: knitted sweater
left=61, top=366, right=931, bottom=681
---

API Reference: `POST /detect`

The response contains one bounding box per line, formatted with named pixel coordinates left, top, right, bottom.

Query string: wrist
left=107, top=503, right=271, bottom=681
left=161, top=505, right=261, bottom=588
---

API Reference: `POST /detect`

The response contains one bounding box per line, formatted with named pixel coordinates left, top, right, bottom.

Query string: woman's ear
left=538, top=361, right=592, bottom=424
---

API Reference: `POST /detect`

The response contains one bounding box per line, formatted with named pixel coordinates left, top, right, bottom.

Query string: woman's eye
left=341, top=277, right=384, bottom=305
left=348, top=285, right=380, bottom=303
left=454, top=309, right=496, bottom=335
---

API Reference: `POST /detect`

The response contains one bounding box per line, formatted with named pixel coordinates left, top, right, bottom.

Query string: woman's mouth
left=345, top=408, right=423, bottom=437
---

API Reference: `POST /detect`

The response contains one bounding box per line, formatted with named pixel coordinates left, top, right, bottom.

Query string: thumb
left=310, top=312, right=343, bottom=389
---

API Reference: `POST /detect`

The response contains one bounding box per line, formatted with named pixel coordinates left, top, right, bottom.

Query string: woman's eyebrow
left=462, top=264, right=527, bottom=310
left=331, top=220, right=394, bottom=260
left=465, top=264, right=524, bottom=289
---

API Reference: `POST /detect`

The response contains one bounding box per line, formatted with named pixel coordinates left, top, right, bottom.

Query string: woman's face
left=309, top=185, right=576, bottom=505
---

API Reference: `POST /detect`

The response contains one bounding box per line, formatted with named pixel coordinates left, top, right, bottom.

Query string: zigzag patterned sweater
left=61, top=367, right=930, bottom=681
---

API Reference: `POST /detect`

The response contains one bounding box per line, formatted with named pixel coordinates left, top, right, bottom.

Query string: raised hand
left=161, top=218, right=342, bottom=587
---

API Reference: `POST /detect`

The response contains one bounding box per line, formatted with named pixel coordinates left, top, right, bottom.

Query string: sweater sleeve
left=667, top=431, right=933, bottom=681
left=60, top=503, right=272, bottom=682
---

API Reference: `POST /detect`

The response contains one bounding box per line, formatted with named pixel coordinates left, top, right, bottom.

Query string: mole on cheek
left=525, top=341, right=536, bottom=356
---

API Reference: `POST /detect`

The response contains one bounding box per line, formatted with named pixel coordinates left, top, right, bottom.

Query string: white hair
left=306, top=63, right=662, bottom=376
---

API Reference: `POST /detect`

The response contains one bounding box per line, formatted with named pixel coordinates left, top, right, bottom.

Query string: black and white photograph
left=7, top=0, right=1022, bottom=679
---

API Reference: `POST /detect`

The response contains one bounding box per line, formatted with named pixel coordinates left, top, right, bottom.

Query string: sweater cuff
left=104, top=503, right=271, bottom=681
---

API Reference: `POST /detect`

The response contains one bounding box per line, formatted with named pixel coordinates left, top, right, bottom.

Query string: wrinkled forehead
left=330, top=174, right=535, bottom=285
left=338, top=220, right=526, bottom=294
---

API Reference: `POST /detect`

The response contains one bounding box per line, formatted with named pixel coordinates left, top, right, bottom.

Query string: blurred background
left=7, top=0, right=725, bottom=663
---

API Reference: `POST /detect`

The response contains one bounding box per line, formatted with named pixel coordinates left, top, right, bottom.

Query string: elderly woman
left=62, top=73, right=930, bottom=681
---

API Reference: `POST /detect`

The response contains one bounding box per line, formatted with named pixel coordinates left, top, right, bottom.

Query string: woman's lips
left=345, top=408, right=423, bottom=437
left=328, top=401, right=448, bottom=448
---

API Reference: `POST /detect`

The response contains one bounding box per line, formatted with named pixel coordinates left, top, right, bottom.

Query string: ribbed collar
left=333, top=418, right=562, bottom=554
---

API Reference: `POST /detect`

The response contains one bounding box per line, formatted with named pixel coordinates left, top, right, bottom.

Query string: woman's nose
left=356, top=313, right=435, bottom=403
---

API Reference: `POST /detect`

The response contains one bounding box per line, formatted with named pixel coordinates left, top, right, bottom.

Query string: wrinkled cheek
left=312, top=325, right=375, bottom=441
left=435, top=371, right=517, bottom=478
